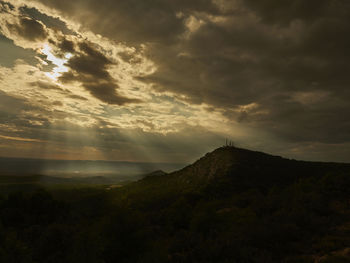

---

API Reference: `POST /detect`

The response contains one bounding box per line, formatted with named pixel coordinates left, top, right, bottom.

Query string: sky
left=0, top=0, right=349, bottom=163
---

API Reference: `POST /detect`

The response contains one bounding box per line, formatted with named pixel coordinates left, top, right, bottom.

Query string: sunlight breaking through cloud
left=40, top=43, right=72, bottom=81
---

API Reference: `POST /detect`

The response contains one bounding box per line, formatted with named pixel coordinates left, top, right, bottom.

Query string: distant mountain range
left=0, top=156, right=185, bottom=177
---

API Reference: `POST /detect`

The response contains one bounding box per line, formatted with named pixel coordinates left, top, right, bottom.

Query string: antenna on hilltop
left=224, top=138, right=234, bottom=147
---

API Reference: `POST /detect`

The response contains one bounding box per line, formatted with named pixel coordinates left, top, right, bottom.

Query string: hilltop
left=173, top=146, right=350, bottom=180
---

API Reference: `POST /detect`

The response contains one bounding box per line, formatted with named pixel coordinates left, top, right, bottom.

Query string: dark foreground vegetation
left=1, top=147, right=350, bottom=262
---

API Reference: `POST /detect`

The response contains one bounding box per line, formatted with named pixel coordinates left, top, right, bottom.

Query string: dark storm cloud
left=67, top=42, right=112, bottom=79
left=33, top=0, right=221, bottom=44
left=59, top=42, right=140, bottom=105
left=243, top=0, right=350, bottom=25
left=84, top=82, right=139, bottom=105
left=20, top=6, right=74, bottom=35
left=58, top=39, right=75, bottom=53
left=135, top=0, right=350, bottom=145
left=0, top=1, right=13, bottom=12
left=227, top=93, right=350, bottom=144
left=7, top=17, right=47, bottom=41
left=7, top=0, right=350, bottom=160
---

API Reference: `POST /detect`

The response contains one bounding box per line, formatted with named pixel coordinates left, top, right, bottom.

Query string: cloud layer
left=0, top=0, right=350, bottom=162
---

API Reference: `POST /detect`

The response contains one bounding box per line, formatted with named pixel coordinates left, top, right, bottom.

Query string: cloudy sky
left=0, top=0, right=349, bottom=163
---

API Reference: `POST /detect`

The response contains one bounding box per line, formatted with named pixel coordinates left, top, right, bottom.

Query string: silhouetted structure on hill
left=225, top=138, right=235, bottom=147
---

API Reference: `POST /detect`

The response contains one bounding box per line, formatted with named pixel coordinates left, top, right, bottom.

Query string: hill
left=173, top=146, right=350, bottom=181
left=1, top=146, right=350, bottom=262
left=114, top=146, right=350, bottom=262
left=131, top=146, right=350, bottom=196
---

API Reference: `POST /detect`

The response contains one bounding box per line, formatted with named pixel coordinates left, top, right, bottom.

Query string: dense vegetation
left=1, top=147, right=350, bottom=262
